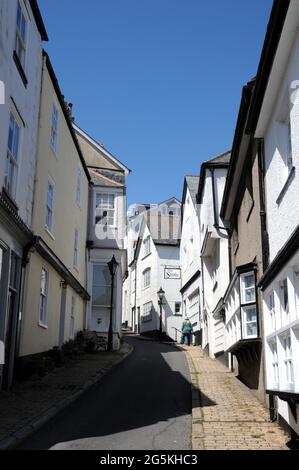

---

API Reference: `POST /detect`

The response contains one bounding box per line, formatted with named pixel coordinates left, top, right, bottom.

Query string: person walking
left=181, top=318, right=193, bottom=346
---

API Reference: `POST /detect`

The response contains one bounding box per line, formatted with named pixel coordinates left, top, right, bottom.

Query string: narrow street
left=18, top=337, right=192, bottom=450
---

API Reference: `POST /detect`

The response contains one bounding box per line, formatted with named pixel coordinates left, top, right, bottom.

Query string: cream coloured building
left=0, top=0, right=48, bottom=389
left=18, top=52, right=90, bottom=359
left=74, top=125, right=130, bottom=350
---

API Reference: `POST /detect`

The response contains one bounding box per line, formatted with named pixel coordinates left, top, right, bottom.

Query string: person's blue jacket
left=182, top=321, right=193, bottom=334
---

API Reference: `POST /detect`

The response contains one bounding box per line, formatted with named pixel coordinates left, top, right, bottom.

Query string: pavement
left=16, top=336, right=192, bottom=450
left=0, top=341, right=133, bottom=450
left=180, top=345, right=291, bottom=450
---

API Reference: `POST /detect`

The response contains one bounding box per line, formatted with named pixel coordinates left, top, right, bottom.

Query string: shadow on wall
left=233, top=343, right=262, bottom=390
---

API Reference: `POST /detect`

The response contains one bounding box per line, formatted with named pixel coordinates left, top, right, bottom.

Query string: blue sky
left=39, top=0, right=273, bottom=206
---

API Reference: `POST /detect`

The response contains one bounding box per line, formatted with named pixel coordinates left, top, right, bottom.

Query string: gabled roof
left=133, top=212, right=181, bottom=261
left=158, top=197, right=181, bottom=206
left=73, top=124, right=131, bottom=176
left=206, top=151, right=231, bottom=165
left=246, top=0, right=291, bottom=135
left=220, top=82, right=254, bottom=221
left=197, top=151, right=231, bottom=204
left=148, top=214, right=181, bottom=246
left=184, top=176, right=200, bottom=206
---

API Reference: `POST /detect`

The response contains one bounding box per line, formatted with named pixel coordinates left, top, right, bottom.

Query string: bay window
left=92, top=265, right=111, bottom=308
left=280, top=278, right=289, bottom=324
left=240, top=271, right=258, bottom=339
left=282, top=334, right=294, bottom=390
left=95, top=193, right=115, bottom=226
left=241, top=272, right=256, bottom=303
left=269, top=291, right=276, bottom=332
left=270, top=340, right=279, bottom=389
left=242, top=306, right=257, bottom=338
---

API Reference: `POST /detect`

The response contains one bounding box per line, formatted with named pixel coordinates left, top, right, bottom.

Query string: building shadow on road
left=17, top=336, right=217, bottom=450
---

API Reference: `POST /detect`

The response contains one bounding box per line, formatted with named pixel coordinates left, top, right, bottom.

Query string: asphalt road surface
left=18, top=336, right=192, bottom=450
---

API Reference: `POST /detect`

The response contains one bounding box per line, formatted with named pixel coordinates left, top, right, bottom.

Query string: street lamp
left=157, top=287, right=165, bottom=335
left=107, top=255, right=119, bottom=352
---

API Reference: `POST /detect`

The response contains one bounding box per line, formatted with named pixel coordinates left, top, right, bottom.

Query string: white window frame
left=240, top=272, right=256, bottom=304
left=45, top=178, right=55, bottom=235
left=269, top=291, right=276, bottom=332
left=70, top=295, right=76, bottom=340
left=50, top=101, right=59, bottom=155
left=92, top=264, right=111, bottom=309
left=143, top=236, right=151, bottom=257
left=15, top=1, right=28, bottom=69
left=142, top=301, right=153, bottom=322
left=143, top=268, right=151, bottom=289
left=241, top=305, right=258, bottom=339
left=95, top=192, right=115, bottom=227
left=5, top=111, right=21, bottom=198
left=39, top=268, right=49, bottom=327
left=281, top=333, right=294, bottom=390
left=73, top=227, right=79, bottom=269
left=280, top=278, right=289, bottom=325
left=76, top=166, right=82, bottom=207
left=269, top=340, right=279, bottom=389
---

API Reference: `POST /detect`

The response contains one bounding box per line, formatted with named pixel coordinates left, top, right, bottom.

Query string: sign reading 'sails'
left=164, top=268, right=181, bottom=279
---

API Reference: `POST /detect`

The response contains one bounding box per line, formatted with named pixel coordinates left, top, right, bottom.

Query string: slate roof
left=206, top=150, right=231, bottom=165
left=89, top=168, right=125, bottom=187
left=185, top=176, right=200, bottom=206
left=145, top=214, right=181, bottom=245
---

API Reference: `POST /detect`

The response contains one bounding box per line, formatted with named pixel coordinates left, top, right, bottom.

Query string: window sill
left=13, top=51, right=28, bottom=87
left=276, top=166, right=296, bottom=206
left=38, top=321, right=48, bottom=330
left=45, top=227, right=55, bottom=240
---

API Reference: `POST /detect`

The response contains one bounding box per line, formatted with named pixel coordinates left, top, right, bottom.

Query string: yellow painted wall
left=31, top=59, right=89, bottom=286
left=19, top=252, right=85, bottom=357
left=20, top=58, right=89, bottom=357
